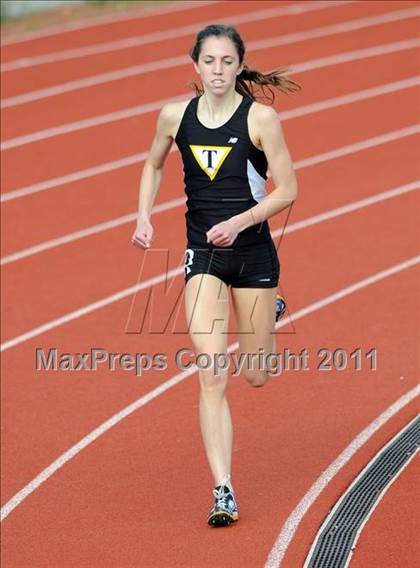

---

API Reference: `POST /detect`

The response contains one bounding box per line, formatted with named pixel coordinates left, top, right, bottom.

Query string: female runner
left=132, top=24, right=299, bottom=527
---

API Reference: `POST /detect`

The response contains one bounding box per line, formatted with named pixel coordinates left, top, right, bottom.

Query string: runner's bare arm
left=132, top=103, right=180, bottom=248
left=233, top=104, right=297, bottom=232
left=136, top=103, right=179, bottom=222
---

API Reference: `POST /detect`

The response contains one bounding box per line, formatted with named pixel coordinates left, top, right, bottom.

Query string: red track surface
left=1, top=2, right=419, bottom=567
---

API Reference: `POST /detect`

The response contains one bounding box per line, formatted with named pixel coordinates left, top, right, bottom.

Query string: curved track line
left=342, top=451, right=417, bottom=568
left=1, top=181, right=417, bottom=352
left=2, top=75, right=418, bottom=151
left=0, top=2, right=352, bottom=72
left=0, top=1, right=221, bottom=47
left=2, top=26, right=419, bottom=108
left=1, top=256, right=418, bottom=522
left=302, top=416, right=419, bottom=568
left=2, top=124, right=418, bottom=202
left=263, top=387, right=420, bottom=568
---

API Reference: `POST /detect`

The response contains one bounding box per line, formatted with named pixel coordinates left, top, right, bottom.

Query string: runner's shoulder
left=249, top=100, right=278, bottom=122
left=159, top=99, right=191, bottom=136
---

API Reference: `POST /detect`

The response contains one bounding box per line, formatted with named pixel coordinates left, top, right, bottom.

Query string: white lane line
left=264, top=387, right=420, bottom=568
left=0, top=2, right=353, bottom=71
left=294, top=125, right=420, bottom=169
left=277, top=76, right=420, bottom=121
left=1, top=76, right=417, bottom=264
left=248, top=6, right=420, bottom=52
left=0, top=1, right=221, bottom=47
left=1, top=13, right=419, bottom=108
left=1, top=93, right=188, bottom=150
left=283, top=181, right=419, bottom=232
left=2, top=123, right=419, bottom=203
left=1, top=258, right=418, bottom=522
left=1, top=180, right=418, bottom=350
left=0, top=198, right=183, bottom=265
left=290, top=38, right=420, bottom=74
left=2, top=74, right=418, bottom=151
left=1, top=150, right=152, bottom=202
left=1, top=171, right=418, bottom=268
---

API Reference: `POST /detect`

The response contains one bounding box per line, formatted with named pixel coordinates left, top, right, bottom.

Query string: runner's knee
left=198, top=367, right=228, bottom=394
left=244, top=368, right=269, bottom=387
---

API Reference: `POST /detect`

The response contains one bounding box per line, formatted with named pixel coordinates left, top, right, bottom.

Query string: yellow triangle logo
left=189, top=145, right=232, bottom=181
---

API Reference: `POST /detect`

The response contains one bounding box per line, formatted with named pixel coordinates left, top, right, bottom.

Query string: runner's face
left=194, top=36, right=243, bottom=93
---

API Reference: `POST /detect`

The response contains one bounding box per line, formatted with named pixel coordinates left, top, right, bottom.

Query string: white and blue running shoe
left=207, top=478, right=239, bottom=527
left=275, top=294, right=286, bottom=322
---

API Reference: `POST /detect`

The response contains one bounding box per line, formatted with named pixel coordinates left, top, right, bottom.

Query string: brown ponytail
left=235, top=64, right=301, bottom=103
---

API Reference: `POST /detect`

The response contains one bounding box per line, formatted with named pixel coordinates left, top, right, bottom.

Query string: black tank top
left=174, top=94, right=272, bottom=247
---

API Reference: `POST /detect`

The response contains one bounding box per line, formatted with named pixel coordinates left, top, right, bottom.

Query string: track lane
left=1, top=2, right=358, bottom=74
left=1, top=64, right=419, bottom=257
left=271, top=391, right=419, bottom=568
left=2, top=73, right=419, bottom=153
left=0, top=0, right=230, bottom=59
left=1, top=87, right=418, bottom=341
left=2, top=45, right=419, bottom=196
left=1, top=7, right=418, bottom=138
left=0, top=2, right=357, bottom=82
left=1, top=184, right=418, bottom=504
left=0, top=1, right=337, bottom=99
left=1, top=136, right=418, bottom=343
left=1, top=252, right=418, bottom=567
left=2, top=2, right=412, bottom=96
left=1, top=4, right=418, bottom=562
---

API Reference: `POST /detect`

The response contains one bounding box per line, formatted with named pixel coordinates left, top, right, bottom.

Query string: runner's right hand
left=131, top=219, right=154, bottom=249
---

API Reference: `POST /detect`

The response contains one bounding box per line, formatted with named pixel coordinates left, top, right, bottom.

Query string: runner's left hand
left=206, top=219, right=239, bottom=247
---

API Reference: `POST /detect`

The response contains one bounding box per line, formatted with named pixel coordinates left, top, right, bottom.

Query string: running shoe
left=207, top=484, right=239, bottom=527
left=275, top=294, right=286, bottom=322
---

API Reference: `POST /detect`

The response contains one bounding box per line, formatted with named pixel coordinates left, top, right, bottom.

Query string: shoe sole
left=207, top=511, right=239, bottom=526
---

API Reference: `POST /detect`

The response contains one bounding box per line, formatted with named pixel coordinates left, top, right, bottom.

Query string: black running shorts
left=184, top=240, right=280, bottom=288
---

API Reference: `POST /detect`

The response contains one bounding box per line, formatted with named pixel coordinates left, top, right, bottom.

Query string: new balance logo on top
left=228, top=137, right=238, bottom=143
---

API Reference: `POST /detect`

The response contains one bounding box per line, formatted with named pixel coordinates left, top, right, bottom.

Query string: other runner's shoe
left=207, top=483, right=239, bottom=527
